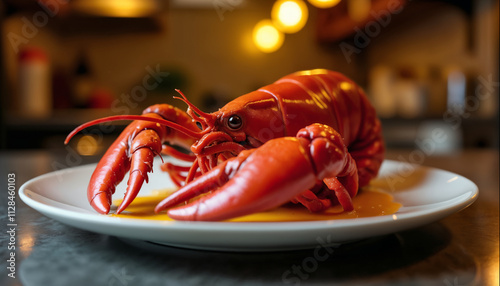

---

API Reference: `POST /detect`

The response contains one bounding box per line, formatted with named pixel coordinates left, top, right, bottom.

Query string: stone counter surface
left=1, top=149, right=498, bottom=286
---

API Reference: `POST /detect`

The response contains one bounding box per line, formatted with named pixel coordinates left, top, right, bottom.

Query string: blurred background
left=0, top=0, right=498, bottom=156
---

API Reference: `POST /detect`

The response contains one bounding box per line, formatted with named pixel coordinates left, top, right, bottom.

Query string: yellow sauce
left=111, top=187, right=401, bottom=222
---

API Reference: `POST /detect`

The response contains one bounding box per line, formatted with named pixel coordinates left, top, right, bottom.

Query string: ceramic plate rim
left=19, top=159, right=478, bottom=250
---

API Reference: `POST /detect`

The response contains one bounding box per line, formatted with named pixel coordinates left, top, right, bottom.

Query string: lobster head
left=178, top=90, right=285, bottom=173
left=65, top=88, right=287, bottom=184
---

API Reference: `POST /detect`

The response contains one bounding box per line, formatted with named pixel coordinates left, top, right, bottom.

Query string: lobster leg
left=83, top=104, right=199, bottom=214
left=296, top=123, right=359, bottom=212
left=156, top=123, right=358, bottom=221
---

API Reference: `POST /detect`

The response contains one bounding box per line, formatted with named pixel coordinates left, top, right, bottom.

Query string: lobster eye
left=195, top=121, right=203, bottom=130
left=227, top=115, right=242, bottom=130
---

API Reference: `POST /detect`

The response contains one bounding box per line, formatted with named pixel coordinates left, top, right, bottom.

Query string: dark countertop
left=0, top=149, right=498, bottom=286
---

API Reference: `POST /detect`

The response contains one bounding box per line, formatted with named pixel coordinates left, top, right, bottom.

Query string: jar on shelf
left=17, top=47, right=52, bottom=118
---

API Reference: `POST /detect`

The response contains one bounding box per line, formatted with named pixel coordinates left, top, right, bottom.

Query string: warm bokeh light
left=347, top=0, right=371, bottom=22
left=73, top=0, right=160, bottom=17
left=253, top=20, right=285, bottom=53
left=76, top=135, right=99, bottom=156
left=271, top=0, right=308, bottom=34
left=308, top=0, right=341, bottom=9
left=19, top=225, right=35, bottom=257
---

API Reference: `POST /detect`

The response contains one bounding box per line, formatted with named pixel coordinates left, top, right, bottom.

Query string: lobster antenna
left=174, top=89, right=215, bottom=129
left=64, top=114, right=204, bottom=144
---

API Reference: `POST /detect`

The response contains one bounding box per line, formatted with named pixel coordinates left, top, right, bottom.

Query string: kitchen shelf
left=3, top=110, right=497, bottom=150
left=380, top=116, right=498, bottom=149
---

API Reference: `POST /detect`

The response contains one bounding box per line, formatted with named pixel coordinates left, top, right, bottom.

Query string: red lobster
left=66, top=69, right=384, bottom=221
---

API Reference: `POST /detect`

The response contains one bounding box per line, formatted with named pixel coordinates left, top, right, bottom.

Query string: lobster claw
left=155, top=138, right=318, bottom=221
left=87, top=115, right=167, bottom=214
left=68, top=104, right=201, bottom=214
left=156, top=123, right=358, bottom=221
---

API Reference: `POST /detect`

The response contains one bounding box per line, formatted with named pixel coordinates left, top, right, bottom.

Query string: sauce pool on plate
left=111, top=187, right=401, bottom=222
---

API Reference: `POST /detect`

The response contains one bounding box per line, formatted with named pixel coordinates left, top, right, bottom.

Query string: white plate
left=19, top=159, right=478, bottom=252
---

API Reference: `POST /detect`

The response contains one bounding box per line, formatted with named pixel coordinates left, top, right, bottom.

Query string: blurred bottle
left=17, top=47, right=52, bottom=118
left=426, top=66, right=447, bottom=117
left=72, top=53, right=93, bottom=108
left=369, top=65, right=396, bottom=118
left=445, top=67, right=467, bottom=116
left=393, top=67, right=426, bottom=118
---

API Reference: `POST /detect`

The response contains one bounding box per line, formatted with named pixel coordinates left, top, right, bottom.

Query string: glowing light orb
left=308, top=0, right=341, bottom=9
left=252, top=19, right=284, bottom=53
left=272, top=0, right=308, bottom=34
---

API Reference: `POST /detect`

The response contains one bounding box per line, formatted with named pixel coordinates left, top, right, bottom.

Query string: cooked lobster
left=66, top=69, right=384, bottom=221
